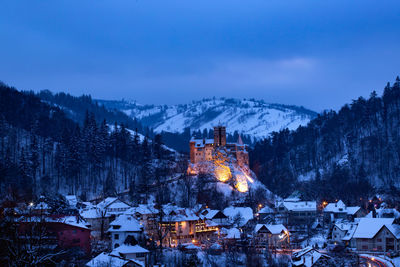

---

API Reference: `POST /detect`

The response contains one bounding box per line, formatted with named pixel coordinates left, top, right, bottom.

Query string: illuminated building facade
left=189, top=126, right=249, bottom=167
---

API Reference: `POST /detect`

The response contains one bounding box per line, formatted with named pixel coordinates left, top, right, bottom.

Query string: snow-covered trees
left=0, top=83, right=175, bottom=201
left=251, top=77, right=400, bottom=201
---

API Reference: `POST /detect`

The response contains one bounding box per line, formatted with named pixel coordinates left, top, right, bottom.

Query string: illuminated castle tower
left=189, top=125, right=248, bottom=167
left=213, top=125, right=226, bottom=147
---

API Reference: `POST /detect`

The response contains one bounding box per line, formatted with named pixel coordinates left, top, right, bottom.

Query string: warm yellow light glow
left=215, top=165, right=231, bottom=182
left=258, top=204, right=262, bottom=208
left=244, top=173, right=254, bottom=183
left=213, top=152, right=232, bottom=182
left=235, top=180, right=249, bottom=192
left=235, top=174, right=249, bottom=192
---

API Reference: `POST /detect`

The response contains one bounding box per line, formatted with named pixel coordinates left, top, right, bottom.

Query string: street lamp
left=284, top=230, right=291, bottom=256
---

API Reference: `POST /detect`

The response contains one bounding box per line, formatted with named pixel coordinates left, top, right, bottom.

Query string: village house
left=108, top=214, right=144, bottom=249
left=276, top=199, right=317, bottom=226
left=159, top=206, right=200, bottom=247
left=257, top=205, right=275, bottom=222
left=220, top=227, right=242, bottom=248
left=80, top=207, right=112, bottom=239
left=254, top=224, right=289, bottom=249
left=19, top=215, right=92, bottom=254
left=291, top=246, right=332, bottom=267
left=352, top=218, right=400, bottom=252
left=86, top=252, right=144, bottom=267
left=199, top=208, right=229, bottom=226
left=323, top=200, right=363, bottom=224
left=331, top=221, right=358, bottom=247
left=124, top=204, right=159, bottom=235
left=111, top=244, right=149, bottom=266
left=196, top=209, right=228, bottom=242
left=97, top=197, right=132, bottom=216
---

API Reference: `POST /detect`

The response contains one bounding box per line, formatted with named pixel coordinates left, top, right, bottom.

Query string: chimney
left=372, top=208, right=377, bottom=218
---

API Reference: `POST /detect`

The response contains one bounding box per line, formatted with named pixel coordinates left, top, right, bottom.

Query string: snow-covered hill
left=98, top=98, right=317, bottom=139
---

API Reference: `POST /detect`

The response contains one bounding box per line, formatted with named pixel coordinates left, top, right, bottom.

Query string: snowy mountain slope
left=98, top=98, right=317, bottom=139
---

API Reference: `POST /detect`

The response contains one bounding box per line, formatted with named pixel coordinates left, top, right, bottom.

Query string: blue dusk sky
left=0, top=0, right=399, bottom=111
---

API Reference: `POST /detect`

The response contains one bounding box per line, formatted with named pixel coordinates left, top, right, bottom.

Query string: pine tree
left=29, top=135, right=39, bottom=196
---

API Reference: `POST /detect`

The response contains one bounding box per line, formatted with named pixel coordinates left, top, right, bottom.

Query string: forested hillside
left=250, top=77, right=400, bottom=203
left=37, top=90, right=149, bottom=135
left=99, top=98, right=316, bottom=151
left=0, top=83, right=179, bottom=202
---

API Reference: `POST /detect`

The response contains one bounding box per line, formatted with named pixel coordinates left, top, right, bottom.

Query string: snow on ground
left=108, top=124, right=177, bottom=153
left=216, top=182, right=234, bottom=197
left=297, top=171, right=315, bottom=182
left=114, top=98, right=316, bottom=140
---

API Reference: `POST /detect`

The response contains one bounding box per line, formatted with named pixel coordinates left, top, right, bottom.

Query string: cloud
left=128, top=57, right=318, bottom=93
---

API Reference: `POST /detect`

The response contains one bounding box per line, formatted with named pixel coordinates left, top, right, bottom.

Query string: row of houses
left=331, top=218, right=400, bottom=252
left=27, top=193, right=400, bottom=266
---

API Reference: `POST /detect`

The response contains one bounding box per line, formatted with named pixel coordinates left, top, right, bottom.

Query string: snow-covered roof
left=61, top=216, right=90, bottom=229
left=200, top=209, right=219, bottom=219
left=108, top=215, right=143, bottom=232
left=342, top=223, right=358, bottom=241
left=190, top=138, right=214, bottom=148
left=279, top=201, right=316, bottom=212
left=334, top=222, right=353, bottom=232
left=107, top=201, right=131, bottom=209
left=97, top=197, right=118, bottom=209
left=284, top=197, right=301, bottom=202
left=353, top=218, right=394, bottom=239
left=258, top=206, right=274, bottom=214
left=86, top=252, right=129, bottom=267
left=346, top=206, right=361, bottom=215
left=386, top=224, right=400, bottom=239
left=80, top=208, right=109, bottom=219
left=255, top=224, right=287, bottom=235
left=204, top=220, right=219, bottom=227
left=324, top=200, right=346, bottom=213
left=19, top=215, right=90, bottom=230
left=223, top=206, right=253, bottom=226
left=131, top=204, right=159, bottom=215
left=292, top=247, right=330, bottom=267
left=199, top=209, right=227, bottom=220
left=222, top=227, right=241, bottom=239
left=111, top=244, right=149, bottom=256
left=162, top=205, right=199, bottom=222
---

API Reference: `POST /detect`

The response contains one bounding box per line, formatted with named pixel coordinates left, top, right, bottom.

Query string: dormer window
left=112, top=225, right=121, bottom=229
